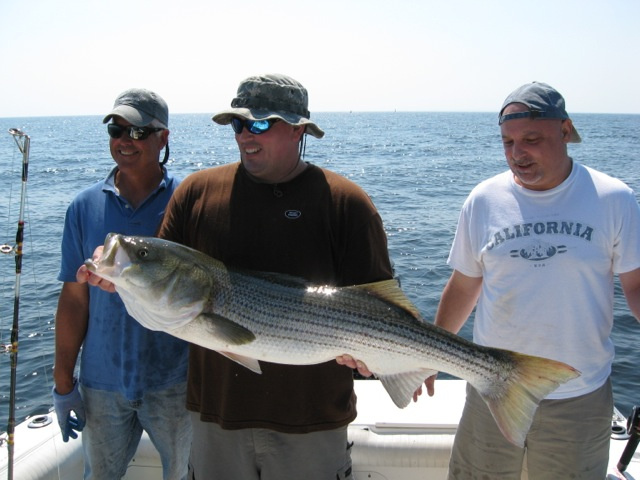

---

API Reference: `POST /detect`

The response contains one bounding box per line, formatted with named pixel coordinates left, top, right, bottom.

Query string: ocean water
left=0, top=112, right=639, bottom=428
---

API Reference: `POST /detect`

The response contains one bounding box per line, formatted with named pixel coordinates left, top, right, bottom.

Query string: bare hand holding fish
left=84, top=233, right=580, bottom=447
left=77, top=245, right=115, bottom=293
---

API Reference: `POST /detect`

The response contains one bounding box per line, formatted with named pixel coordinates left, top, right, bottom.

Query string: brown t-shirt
left=158, top=162, right=393, bottom=433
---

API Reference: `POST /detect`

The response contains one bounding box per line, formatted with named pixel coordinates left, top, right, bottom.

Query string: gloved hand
left=52, top=380, right=86, bottom=442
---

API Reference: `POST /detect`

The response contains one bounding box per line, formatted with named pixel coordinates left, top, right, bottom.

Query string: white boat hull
left=1, top=380, right=638, bottom=479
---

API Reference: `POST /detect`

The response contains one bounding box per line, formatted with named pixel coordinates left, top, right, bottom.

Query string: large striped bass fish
left=86, top=233, right=580, bottom=447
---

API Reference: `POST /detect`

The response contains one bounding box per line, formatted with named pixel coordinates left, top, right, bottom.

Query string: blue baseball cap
left=499, top=82, right=581, bottom=143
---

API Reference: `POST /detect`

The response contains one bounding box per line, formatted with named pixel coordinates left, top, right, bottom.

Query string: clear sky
left=1, top=0, right=638, bottom=117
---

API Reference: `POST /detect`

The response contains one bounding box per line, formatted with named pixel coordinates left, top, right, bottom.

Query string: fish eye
left=137, top=248, right=149, bottom=258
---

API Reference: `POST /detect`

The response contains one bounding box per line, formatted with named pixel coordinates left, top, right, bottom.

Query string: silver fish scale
left=206, top=268, right=515, bottom=382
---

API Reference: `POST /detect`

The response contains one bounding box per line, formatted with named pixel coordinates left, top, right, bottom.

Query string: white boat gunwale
left=1, top=379, right=638, bottom=480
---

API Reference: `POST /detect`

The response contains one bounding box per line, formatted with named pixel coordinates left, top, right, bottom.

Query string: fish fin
left=197, top=313, right=256, bottom=345
left=377, top=369, right=438, bottom=408
left=219, top=352, right=262, bottom=374
left=349, top=279, right=422, bottom=319
left=476, top=351, right=581, bottom=447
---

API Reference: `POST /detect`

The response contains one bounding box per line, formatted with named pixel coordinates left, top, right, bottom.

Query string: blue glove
left=52, top=380, right=86, bottom=442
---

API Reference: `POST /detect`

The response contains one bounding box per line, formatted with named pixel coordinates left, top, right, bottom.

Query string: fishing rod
left=617, top=405, right=640, bottom=473
left=2, top=128, right=30, bottom=480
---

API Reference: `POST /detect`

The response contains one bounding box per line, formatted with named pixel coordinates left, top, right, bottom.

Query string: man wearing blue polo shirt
left=53, top=88, right=191, bottom=480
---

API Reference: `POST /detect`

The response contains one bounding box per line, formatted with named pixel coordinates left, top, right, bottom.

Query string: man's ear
left=561, top=119, right=574, bottom=143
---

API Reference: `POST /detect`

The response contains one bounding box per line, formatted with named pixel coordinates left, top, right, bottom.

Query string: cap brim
left=568, top=125, right=581, bottom=143
left=212, top=108, right=324, bottom=139
left=103, top=105, right=155, bottom=127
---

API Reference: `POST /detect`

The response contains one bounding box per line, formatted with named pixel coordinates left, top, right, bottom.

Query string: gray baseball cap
left=103, top=88, right=169, bottom=127
left=212, top=74, right=324, bottom=138
left=499, top=82, right=581, bottom=143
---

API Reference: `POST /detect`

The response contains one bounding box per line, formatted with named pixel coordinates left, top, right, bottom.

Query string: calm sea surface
left=0, top=112, right=639, bottom=427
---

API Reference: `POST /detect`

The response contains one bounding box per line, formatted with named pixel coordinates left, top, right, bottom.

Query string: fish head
left=85, top=233, right=179, bottom=287
left=85, top=233, right=211, bottom=331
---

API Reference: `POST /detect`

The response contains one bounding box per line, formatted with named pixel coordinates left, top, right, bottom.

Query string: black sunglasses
left=107, top=124, right=164, bottom=141
left=230, top=118, right=278, bottom=135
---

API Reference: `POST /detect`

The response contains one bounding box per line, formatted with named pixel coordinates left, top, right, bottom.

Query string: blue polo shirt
left=58, top=167, right=188, bottom=400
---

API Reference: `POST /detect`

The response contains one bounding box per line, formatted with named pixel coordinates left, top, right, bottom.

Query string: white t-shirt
left=449, top=161, right=640, bottom=398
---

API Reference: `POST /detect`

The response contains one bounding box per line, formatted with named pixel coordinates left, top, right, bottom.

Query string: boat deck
left=1, top=379, right=638, bottom=479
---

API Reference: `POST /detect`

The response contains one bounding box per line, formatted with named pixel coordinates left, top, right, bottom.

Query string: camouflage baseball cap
left=212, top=74, right=324, bottom=138
left=103, top=88, right=169, bottom=128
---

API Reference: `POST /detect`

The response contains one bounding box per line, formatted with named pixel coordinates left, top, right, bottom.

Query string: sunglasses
left=107, top=124, right=164, bottom=141
left=230, top=118, right=278, bottom=135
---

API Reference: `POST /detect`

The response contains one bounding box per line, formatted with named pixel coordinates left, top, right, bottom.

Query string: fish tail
left=478, top=351, right=580, bottom=447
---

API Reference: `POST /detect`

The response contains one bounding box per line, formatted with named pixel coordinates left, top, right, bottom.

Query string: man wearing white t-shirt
left=433, top=82, right=640, bottom=479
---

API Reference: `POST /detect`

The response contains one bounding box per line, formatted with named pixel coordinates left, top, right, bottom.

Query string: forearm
left=434, top=270, right=482, bottom=334
left=54, top=349, right=83, bottom=394
left=620, top=268, right=640, bottom=322
left=53, top=282, right=89, bottom=394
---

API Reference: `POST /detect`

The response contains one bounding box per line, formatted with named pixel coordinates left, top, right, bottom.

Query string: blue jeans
left=80, top=382, right=191, bottom=480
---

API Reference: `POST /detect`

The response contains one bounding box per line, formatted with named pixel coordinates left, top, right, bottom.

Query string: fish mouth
left=84, top=233, right=130, bottom=282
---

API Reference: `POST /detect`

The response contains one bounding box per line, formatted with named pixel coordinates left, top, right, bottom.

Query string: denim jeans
left=80, top=382, right=191, bottom=480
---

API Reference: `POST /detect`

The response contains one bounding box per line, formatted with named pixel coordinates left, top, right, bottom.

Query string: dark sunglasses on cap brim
left=107, top=123, right=165, bottom=141
left=230, top=117, right=278, bottom=135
